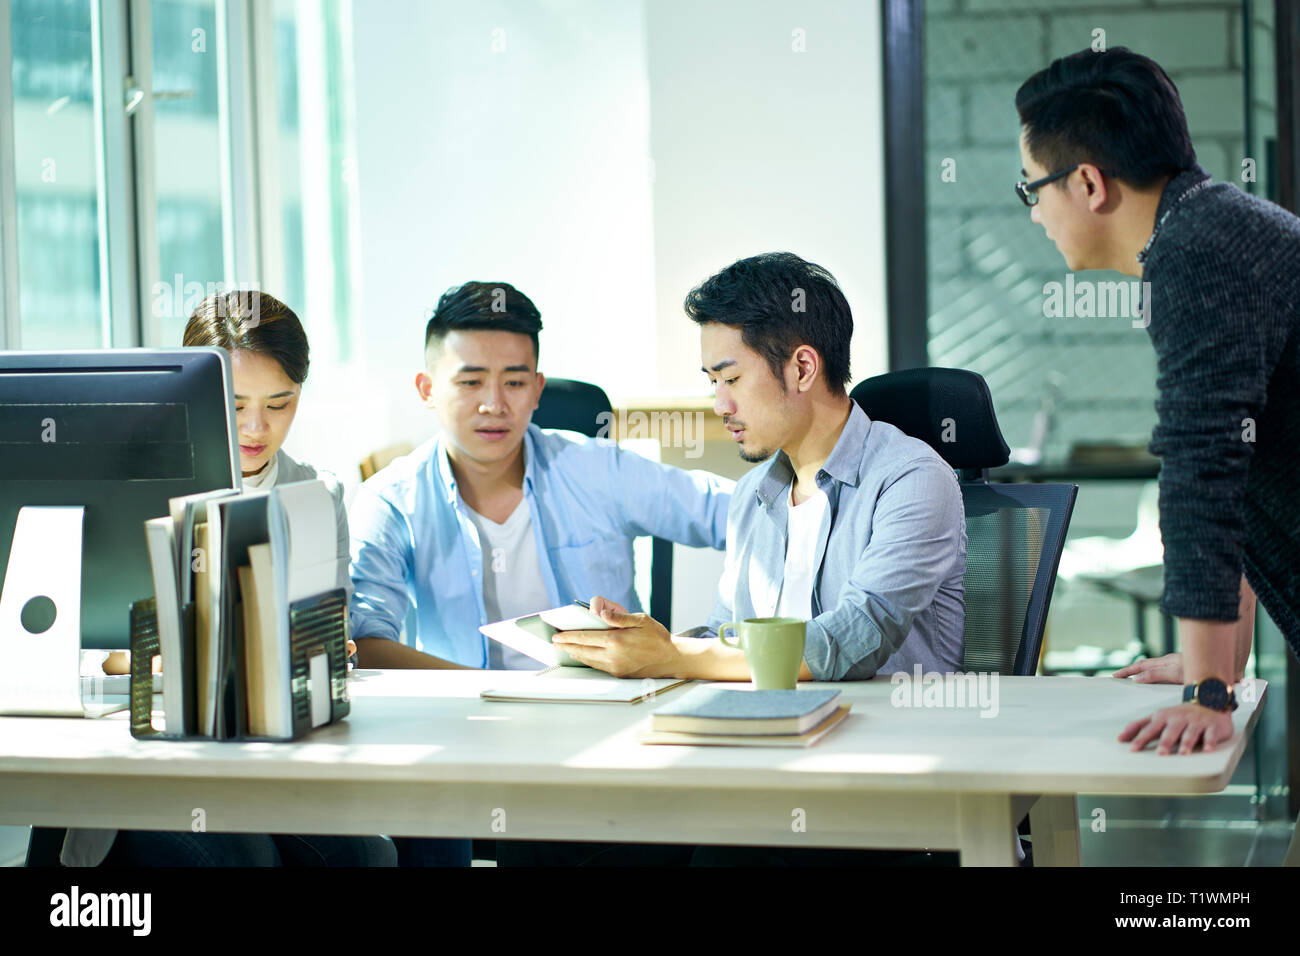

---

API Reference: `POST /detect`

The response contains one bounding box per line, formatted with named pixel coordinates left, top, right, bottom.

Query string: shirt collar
left=240, top=449, right=279, bottom=490
left=435, top=426, right=537, bottom=504
left=755, top=401, right=869, bottom=506
left=1136, top=163, right=1213, bottom=266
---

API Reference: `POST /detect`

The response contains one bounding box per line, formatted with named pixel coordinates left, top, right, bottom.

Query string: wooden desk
left=0, top=671, right=1266, bottom=866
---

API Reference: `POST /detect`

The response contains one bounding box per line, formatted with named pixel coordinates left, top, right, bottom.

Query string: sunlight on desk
left=281, top=743, right=447, bottom=765
left=784, top=752, right=944, bottom=774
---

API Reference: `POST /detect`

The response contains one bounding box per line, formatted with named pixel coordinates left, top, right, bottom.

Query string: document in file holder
left=137, top=478, right=346, bottom=741
left=259, top=479, right=342, bottom=738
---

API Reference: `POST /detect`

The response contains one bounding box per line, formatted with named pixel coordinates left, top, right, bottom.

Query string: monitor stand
left=0, top=506, right=126, bottom=717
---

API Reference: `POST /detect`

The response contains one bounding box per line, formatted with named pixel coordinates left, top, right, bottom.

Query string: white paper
left=309, top=652, right=330, bottom=727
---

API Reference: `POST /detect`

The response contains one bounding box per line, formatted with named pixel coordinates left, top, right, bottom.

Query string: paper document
left=481, top=666, right=692, bottom=704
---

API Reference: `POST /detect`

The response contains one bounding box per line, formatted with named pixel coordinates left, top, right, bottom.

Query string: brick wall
left=923, top=1, right=1276, bottom=654
left=925, top=0, right=1272, bottom=491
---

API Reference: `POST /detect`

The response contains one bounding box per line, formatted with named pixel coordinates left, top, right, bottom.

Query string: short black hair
left=424, top=281, right=543, bottom=364
left=684, top=252, right=852, bottom=393
left=1016, top=47, right=1196, bottom=189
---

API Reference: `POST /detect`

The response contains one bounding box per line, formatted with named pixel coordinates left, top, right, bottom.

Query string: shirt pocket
left=546, top=536, right=634, bottom=604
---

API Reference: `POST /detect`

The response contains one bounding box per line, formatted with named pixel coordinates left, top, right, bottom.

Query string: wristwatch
left=1182, top=678, right=1238, bottom=712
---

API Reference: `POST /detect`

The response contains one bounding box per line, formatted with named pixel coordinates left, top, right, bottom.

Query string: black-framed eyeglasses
left=1015, top=166, right=1076, bottom=206
left=1015, top=164, right=1117, bottom=207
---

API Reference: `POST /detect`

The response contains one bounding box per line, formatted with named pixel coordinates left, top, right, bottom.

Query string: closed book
left=170, top=488, right=239, bottom=608
left=193, top=521, right=215, bottom=736
left=651, top=686, right=841, bottom=735
left=240, top=542, right=291, bottom=738
left=143, top=516, right=184, bottom=734
left=641, top=705, right=851, bottom=747
left=208, top=492, right=270, bottom=739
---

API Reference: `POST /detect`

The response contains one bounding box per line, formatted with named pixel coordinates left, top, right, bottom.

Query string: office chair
left=533, top=378, right=675, bottom=627
left=850, top=367, right=1077, bottom=677
left=533, top=378, right=614, bottom=440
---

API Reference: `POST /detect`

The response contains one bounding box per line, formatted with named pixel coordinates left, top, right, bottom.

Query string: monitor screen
left=0, top=349, right=240, bottom=648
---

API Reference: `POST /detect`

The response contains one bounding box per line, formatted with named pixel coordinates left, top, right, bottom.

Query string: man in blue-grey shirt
left=557, top=252, right=966, bottom=682
left=348, top=281, right=732, bottom=672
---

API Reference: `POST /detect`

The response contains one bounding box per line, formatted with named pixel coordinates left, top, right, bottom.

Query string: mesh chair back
left=850, top=367, right=1010, bottom=475
left=851, top=368, right=1076, bottom=676
left=961, top=482, right=1076, bottom=675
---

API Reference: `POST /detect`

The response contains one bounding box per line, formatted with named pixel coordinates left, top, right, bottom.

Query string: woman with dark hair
left=183, top=291, right=348, bottom=565
left=60, top=291, right=394, bottom=867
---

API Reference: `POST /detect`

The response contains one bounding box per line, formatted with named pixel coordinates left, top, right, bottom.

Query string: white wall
left=349, top=0, right=657, bottom=467
left=644, top=0, right=888, bottom=395
left=346, top=0, right=887, bottom=456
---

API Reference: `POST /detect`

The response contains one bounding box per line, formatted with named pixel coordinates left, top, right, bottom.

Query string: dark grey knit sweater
left=1139, top=164, right=1300, bottom=657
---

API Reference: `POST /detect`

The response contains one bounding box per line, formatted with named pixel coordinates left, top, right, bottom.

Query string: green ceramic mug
left=717, top=617, right=807, bottom=690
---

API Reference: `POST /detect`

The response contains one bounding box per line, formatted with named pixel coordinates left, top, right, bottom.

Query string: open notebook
left=481, top=665, right=692, bottom=704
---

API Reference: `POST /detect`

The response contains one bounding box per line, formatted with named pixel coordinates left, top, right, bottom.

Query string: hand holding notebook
left=479, top=601, right=613, bottom=668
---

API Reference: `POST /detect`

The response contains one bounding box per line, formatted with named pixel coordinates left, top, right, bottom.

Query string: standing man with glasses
left=1011, top=47, right=1299, bottom=804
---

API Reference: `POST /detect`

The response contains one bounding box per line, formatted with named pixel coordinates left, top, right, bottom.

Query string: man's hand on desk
left=1112, top=652, right=1182, bottom=684
left=552, top=596, right=682, bottom=679
left=1118, top=702, right=1235, bottom=755
left=1113, top=593, right=1253, bottom=755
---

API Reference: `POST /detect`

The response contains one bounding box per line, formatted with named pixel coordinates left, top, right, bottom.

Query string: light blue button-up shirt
left=705, top=402, right=966, bottom=680
left=348, top=425, right=732, bottom=667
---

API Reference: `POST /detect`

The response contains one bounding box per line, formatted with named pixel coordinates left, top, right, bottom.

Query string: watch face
left=1198, top=678, right=1231, bottom=711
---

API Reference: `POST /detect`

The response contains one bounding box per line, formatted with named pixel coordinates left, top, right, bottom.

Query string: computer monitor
left=0, top=348, right=240, bottom=649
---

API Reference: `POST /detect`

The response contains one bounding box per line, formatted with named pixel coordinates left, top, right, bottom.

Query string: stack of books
left=141, top=480, right=348, bottom=740
left=640, top=685, right=850, bottom=747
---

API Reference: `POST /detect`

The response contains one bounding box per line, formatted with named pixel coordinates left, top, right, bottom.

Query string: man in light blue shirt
left=348, top=281, right=731, bottom=670
left=557, top=252, right=967, bottom=682
left=698, top=399, right=966, bottom=678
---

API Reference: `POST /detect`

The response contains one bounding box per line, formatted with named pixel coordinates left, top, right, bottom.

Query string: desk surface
left=0, top=671, right=1264, bottom=795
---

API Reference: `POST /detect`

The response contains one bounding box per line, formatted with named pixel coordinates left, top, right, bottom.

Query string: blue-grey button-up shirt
left=705, top=402, right=966, bottom=680
left=348, top=425, right=732, bottom=667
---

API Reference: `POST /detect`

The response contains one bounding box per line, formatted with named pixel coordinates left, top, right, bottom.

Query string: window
left=8, top=0, right=106, bottom=349
left=0, top=0, right=360, bottom=357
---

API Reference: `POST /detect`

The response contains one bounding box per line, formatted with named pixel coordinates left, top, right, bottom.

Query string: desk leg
left=1284, top=809, right=1300, bottom=867
left=956, top=794, right=1020, bottom=866
left=1028, top=794, right=1081, bottom=866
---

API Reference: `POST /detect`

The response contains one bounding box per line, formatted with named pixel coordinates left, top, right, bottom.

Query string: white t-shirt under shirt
left=462, top=497, right=549, bottom=670
left=772, top=482, right=829, bottom=619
